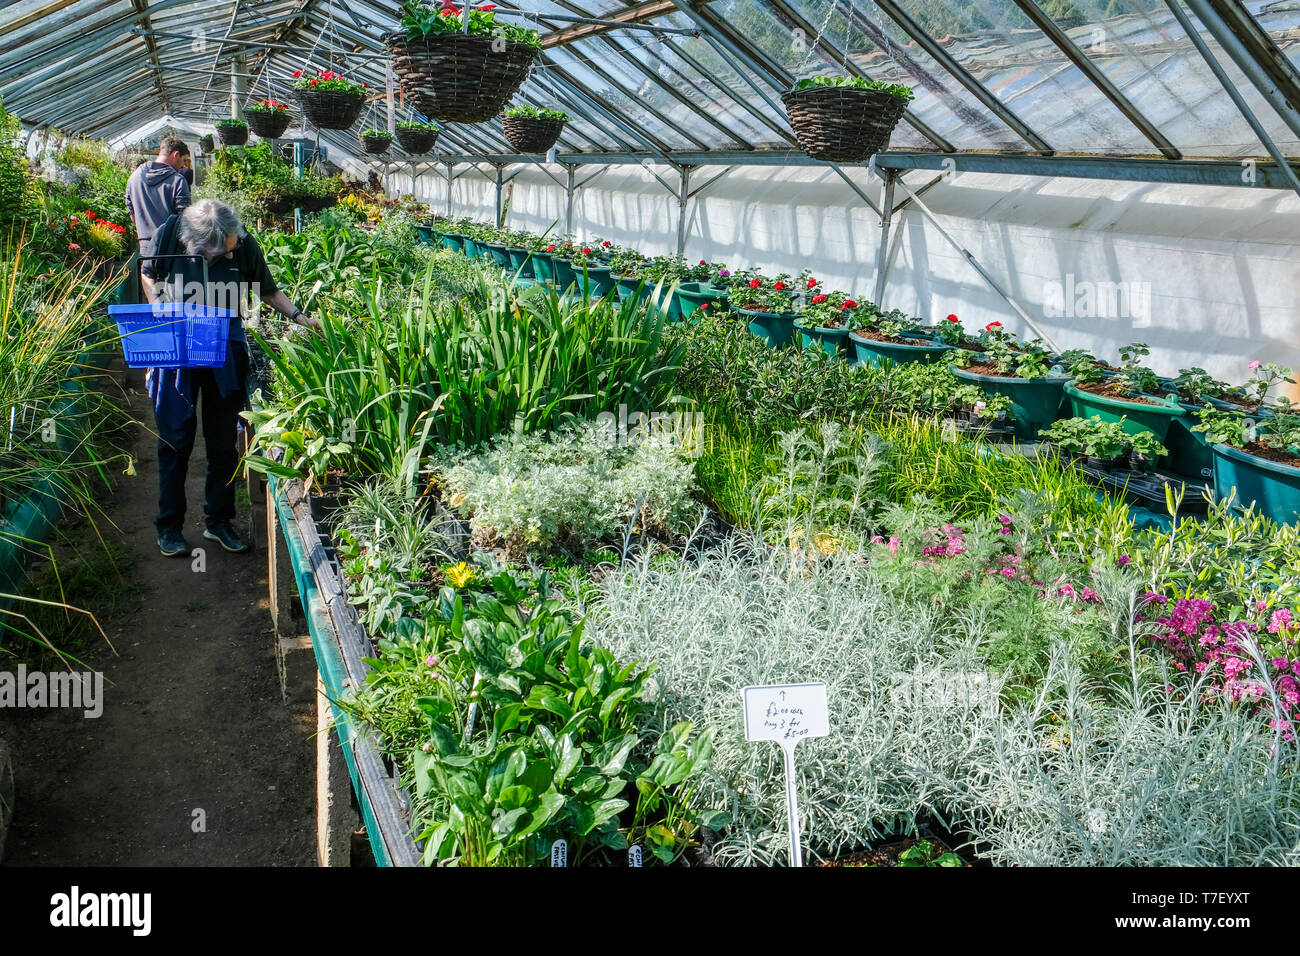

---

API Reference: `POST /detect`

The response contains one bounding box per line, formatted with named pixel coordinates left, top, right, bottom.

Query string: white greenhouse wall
left=395, top=160, right=1300, bottom=402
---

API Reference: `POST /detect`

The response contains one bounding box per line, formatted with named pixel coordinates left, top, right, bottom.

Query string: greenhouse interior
left=0, top=0, right=1298, bottom=880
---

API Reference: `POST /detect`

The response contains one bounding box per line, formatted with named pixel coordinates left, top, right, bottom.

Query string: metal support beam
left=873, top=170, right=897, bottom=307
left=1164, top=0, right=1300, bottom=201
left=887, top=171, right=1057, bottom=351
left=676, top=165, right=691, bottom=257
left=565, top=164, right=577, bottom=236
left=494, top=165, right=506, bottom=228
left=445, top=163, right=454, bottom=217
left=687, top=166, right=730, bottom=199
left=1178, top=0, right=1300, bottom=143
left=830, top=165, right=882, bottom=217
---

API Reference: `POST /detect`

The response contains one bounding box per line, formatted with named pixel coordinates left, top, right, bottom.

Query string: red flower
left=748, top=278, right=761, bottom=289
left=476, top=3, right=496, bottom=9
left=773, top=281, right=785, bottom=291
left=811, top=294, right=827, bottom=304
left=292, top=70, right=303, bottom=78
left=601, top=240, right=611, bottom=246
left=699, top=260, right=707, bottom=265
left=68, top=242, right=80, bottom=251
left=985, top=321, right=1002, bottom=331
left=843, top=300, right=857, bottom=309
left=582, top=247, right=591, bottom=254
left=700, top=303, right=709, bottom=310
left=807, top=279, right=817, bottom=288
left=946, top=313, right=958, bottom=322
left=546, top=245, right=556, bottom=252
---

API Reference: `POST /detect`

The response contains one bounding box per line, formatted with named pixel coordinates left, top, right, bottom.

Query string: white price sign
left=742, top=682, right=829, bottom=867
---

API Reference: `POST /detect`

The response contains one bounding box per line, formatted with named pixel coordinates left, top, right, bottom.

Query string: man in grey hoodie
left=124, top=137, right=192, bottom=260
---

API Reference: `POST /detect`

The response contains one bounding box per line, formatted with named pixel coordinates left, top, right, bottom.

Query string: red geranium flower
left=811, top=294, right=827, bottom=304
left=946, top=313, right=958, bottom=322
left=476, top=3, right=496, bottom=9
left=748, top=278, right=761, bottom=289
left=843, top=300, right=857, bottom=309
left=773, top=281, right=785, bottom=291
left=582, top=247, right=591, bottom=254
left=601, top=240, right=611, bottom=246
left=546, top=245, right=556, bottom=252
left=292, top=70, right=303, bottom=78
left=985, top=321, right=1002, bottom=330
left=68, top=243, right=80, bottom=251
left=700, top=303, right=709, bottom=310
left=807, top=279, right=817, bottom=288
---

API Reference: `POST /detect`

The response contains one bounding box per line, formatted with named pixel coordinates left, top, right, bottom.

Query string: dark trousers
left=154, top=364, right=246, bottom=534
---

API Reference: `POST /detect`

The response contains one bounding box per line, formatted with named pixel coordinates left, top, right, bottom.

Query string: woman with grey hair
left=142, top=198, right=318, bottom=557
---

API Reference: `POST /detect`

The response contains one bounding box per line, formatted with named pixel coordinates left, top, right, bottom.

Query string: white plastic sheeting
left=408, top=160, right=1300, bottom=401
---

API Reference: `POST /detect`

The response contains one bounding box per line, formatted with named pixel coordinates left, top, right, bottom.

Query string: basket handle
left=139, top=253, right=213, bottom=307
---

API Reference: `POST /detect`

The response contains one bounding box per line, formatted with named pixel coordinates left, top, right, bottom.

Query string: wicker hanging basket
left=295, top=88, right=367, bottom=130
left=502, top=116, right=565, bottom=153
left=395, top=126, right=439, bottom=154
left=360, top=133, right=393, bottom=155
left=246, top=110, right=292, bottom=139
left=388, top=33, right=537, bottom=123
left=198, top=133, right=214, bottom=152
left=780, top=86, right=910, bottom=163
left=216, top=123, right=249, bottom=146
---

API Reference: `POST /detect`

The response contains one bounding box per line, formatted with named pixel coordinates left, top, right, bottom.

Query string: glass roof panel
left=1035, top=0, right=1299, bottom=157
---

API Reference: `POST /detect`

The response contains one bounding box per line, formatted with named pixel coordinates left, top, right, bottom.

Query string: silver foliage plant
left=580, top=534, right=1300, bottom=866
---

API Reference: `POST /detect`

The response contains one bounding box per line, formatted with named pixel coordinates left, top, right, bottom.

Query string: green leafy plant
left=1191, top=407, right=1247, bottom=447
left=246, top=99, right=289, bottom=114
left=215, top=117, right=248, bottom=128
left=896, top=839, right=963, bottom=867
left=791, top=75, right=915, bottom=100
left=503, top=104, right=570, bottom=120
left=1110, top=343, right=1161, bottom=396
left=397, top=118, right=441, bottom=131
left=399, top=0, right=541, bottom=46
left=361, top=128, right=394, bottom=140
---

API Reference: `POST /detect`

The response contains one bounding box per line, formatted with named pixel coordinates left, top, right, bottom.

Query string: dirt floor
left=0, top=365, right=316, bottom=866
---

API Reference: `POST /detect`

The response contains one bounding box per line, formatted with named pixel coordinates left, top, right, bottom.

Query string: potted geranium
left=360, top=128, right=394, bottom=155
left=608, top=248, right=650, bottom=302
left=731, top=276, right=800, bottom=347
left=781, top=76, right=914, bottom=163
left=671, top=258, right=728, bottom=320
left=1195, top=407, right=1300, bottom=524
left=794, top=288, right=856, bottom=358
left=1063, top=342, right=1185, bottom=444
left=501, top=104, right=569, bottom=153
left=849, top=306, right=953, bottom=366
left=948, top=384, right=1013, bottom=437
left=389, top=2, right=539, bottom=123
left=949, top=323, right=1067, bottom=440
left=291, top=68, right=369, bottom=130
left=215, top=117, right=249, bottom=146
left=245, top=99, right=292, bottom=138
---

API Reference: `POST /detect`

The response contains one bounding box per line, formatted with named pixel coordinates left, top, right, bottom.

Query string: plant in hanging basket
left=359, top=128, right=395, bottom=155
left=781, top=75, right=914, bottom=163
left=395, top=119, right=441, bottom=153
left=245, top=98, right=292, bottom=138
left=501, top=104, right=570, bottom=153
left=198, top=133, right=214, bottom=152
left=215, top=117, right=249, bottom=146
left=388, top=2, right=540, bottom=123
left=291, top=68, right=369, bottom=130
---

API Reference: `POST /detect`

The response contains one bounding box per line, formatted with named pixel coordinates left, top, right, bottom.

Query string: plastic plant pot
left=582, top=264, right=618, bottom=299
left=734, top=306, right=797, bottom=348
left=950, top=365, right=1066, bottom=441
left=414, top=224, right=438, bottom=246
left=531, top=252, right=555, bottom=284
left=1211, top=442, right=1300, bottom=525
left=551, top=256, right=578, bottom=290
left=795, top=320, right=852, bottom=359
left=850, top=331, right=953, bottom=367
left=504, top=246, right=534, bottom=279
left=1162, top=416, right=1214, bottom=480
left=441, top=232, right=464, bottom=254
left=1063, top=381, right=1185, bottom=442
left=614, top=275, right=649, bottom=304
left=460, top=237, right=481, bottom=258
left=482, top=241, right=511, bottom=268
left=673, top=282, right=728, bottom=320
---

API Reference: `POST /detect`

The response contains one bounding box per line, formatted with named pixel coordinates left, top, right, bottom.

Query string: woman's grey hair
left=179, top=199, right=242, bottom=256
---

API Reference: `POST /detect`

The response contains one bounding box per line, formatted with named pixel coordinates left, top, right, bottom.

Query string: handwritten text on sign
left=742, top=683, right=829, bottom=745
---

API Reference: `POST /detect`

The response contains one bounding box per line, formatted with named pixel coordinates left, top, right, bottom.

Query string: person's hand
left=297, top=311, right=321, bottom=332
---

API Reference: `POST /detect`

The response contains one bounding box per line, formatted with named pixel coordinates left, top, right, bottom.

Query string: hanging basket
left=216, top=123, right=248, bottom=146
left=502, top=115, right=565, bottom=153
left=262, top=193, right=295, bottom=215
left=295, top=88, right=367, bottom=130
left=198, top=134, right=214, bottom=152
left=300, top=194, right=338, bottom=213
left=388, top=33, right=537, bottom=123
left=360, top=133, right=393, bottom=155
left=246, top=110, right=291, bottom=139
left=395, top=126, right=439, bottom=154
left=780, top=86, right=910, bottom=163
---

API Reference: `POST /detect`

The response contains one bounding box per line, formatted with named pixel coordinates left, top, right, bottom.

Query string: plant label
left=551, top=838, right=568, bottom=868
left=628, top=845, right=642, bottom=867
left=742, top=682, right=829, bottom=868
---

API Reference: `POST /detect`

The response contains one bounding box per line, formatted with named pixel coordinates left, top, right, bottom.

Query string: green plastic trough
left=951, top=365, right=1067, bottom=441
left=1211, top=442, right=1300, bottom=526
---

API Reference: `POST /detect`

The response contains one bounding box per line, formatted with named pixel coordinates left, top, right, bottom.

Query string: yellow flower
left=446, top=561, right=476, bottom=589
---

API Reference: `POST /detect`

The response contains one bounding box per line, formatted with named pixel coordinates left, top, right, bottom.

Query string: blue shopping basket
left=107, top=253, right=237, bottom=369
